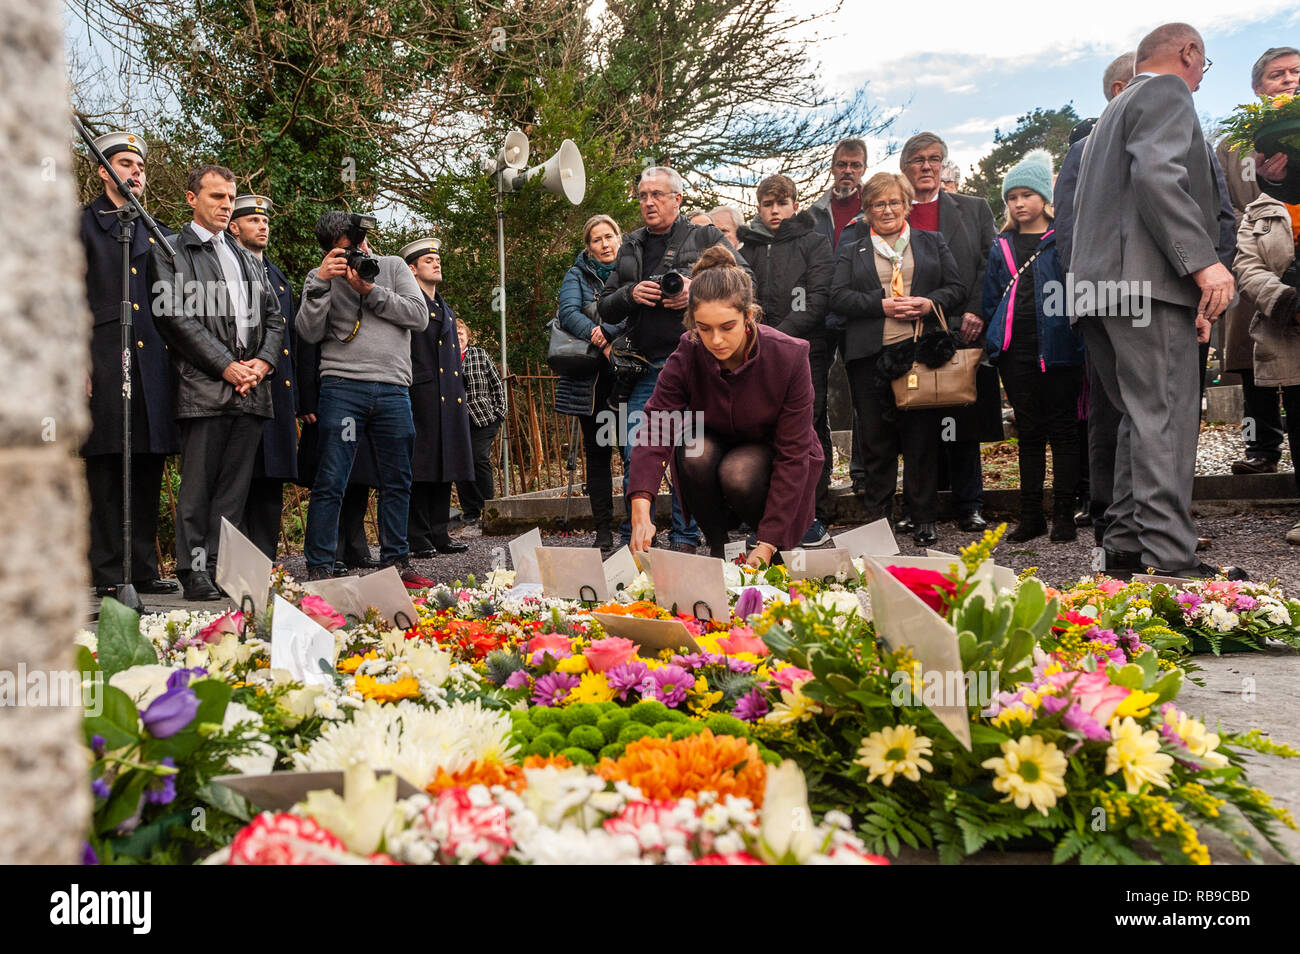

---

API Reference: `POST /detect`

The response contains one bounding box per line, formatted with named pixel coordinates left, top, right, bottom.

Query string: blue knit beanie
left=1002, top=148, right=1054, bottom=203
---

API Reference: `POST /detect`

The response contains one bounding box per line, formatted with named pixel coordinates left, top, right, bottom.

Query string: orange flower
left=593, top=600, right=665, bottom=618
left=338, top=649, right=379, bottom=674
left=425, top=754, right=575, bottom=795
left=596, top=730, right=767, bottom=806
left=353, top=673, right=420, bottom=703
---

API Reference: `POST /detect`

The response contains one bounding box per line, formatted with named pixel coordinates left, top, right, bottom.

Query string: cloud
left=946, top=113, right=1022, bottom=136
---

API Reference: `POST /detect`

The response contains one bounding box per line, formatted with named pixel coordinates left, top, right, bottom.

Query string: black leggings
left=674, top=433, right=773, bottom=555
left=999, top=360, right=1083, bottom=516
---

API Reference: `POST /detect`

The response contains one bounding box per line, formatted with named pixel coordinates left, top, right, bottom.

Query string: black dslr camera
left=651, top=269, right=685, bottom=297
left=343, top=213, right=380, bottom=282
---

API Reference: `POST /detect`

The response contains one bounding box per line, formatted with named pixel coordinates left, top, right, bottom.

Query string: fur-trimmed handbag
left=890, top=302, right=980, bottom=410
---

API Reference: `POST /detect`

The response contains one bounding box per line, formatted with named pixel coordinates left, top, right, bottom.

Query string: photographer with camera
left=597, top=166, right=752, bottom=552
left=296, top=212, right=430, bottom=584
left=152, top=165, right=283, bottom=601
left=1232, top=189, right=1300, bottom=545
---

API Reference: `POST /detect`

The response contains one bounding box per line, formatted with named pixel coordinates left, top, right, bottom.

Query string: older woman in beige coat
left=1233, top=191, right=1300, bottom=543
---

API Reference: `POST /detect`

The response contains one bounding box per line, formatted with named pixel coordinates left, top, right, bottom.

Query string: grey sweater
left=295, top=254, right=429, bottom=386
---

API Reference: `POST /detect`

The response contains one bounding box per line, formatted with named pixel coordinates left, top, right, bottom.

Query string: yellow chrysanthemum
left=1111, top=689, right=1161, bottom=721
left=855, top=724, right=934, bottom=786
left=338, top=650, right=379, bottom=675
left=353, top=673, right=420, bottom=703
left=1163, top=710, right=1229, bottom=769
left=981, top=735, right=1068, bottom=816
left=764, top=680, right=823, bottom=726
left=570, top=671, right=615, bottom=704
left=555, top=654, right=590, bottom=675
left=1106, top=716, right=1175, bottom=794
left=991, top=704, right=1035, bottom=730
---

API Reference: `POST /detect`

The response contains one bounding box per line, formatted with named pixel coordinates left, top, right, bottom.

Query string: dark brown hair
left=756, top=174, right=798, bottom=205
left=685, top=245, right=761, bottom=349
left=186, top=164, right=236, bottom=195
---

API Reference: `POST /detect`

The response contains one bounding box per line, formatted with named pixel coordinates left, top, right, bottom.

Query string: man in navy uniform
left=401, top=238, right=473, bottom=557
left=80, top=131, right=178, bottom=598
left=228, top=194, right=299, bottom=559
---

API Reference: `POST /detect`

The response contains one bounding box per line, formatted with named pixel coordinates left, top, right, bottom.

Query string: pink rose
left=715, top=626, right=769, bottom=657
left=198, top=609, right=244, bottom=644
left=1096, top=579, right=1125, bottom=596
left=770, top=665, right=813, bottom=692
left=584, top=636, right=638, bottom=673
left=527, top=632, right=572, bottom=654
left=1048, top=669, right=1128, bottom=727
left=298, top=595, right=346, bottom=631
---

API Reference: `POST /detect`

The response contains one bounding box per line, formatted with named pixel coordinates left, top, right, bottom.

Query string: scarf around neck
left=871, top=225, right=911, bottom=298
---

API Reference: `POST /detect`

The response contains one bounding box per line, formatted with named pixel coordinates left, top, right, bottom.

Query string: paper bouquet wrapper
left=861, top=556, right=972, bottom=750
left=216, top=516, right=273, bottom=614
left=642, top=548, right=729, bottom=622
left=212, top=770, right=422, bottom=812
left=592, top=612, right=701, bottom=656
left=301, top=566, right=419, bottom=630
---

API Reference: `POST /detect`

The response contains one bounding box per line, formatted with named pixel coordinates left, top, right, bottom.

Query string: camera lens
left=659, top=270, right=684, bottom=296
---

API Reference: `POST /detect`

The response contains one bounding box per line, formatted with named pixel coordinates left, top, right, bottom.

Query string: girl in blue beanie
left=983, top=149, right=1086, bottom=542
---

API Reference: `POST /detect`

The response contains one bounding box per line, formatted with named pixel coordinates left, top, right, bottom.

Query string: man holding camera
left=151, top=165, right=283, bottom=601
left=295, top=212, right=429, bottom=583
left=597, top=166, right=751, bottom=552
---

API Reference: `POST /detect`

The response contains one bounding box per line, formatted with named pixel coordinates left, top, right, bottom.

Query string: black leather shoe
left=432, top=538, right=469, bottom=554
left=851, top=477, right=867, bottom=500
left=1156, top=562, right=1250, bottom=582
left=1073, top=498, right=1092, bottom=528
left=1102, top=548, right=1142, bottom=579
left=94, top=584, right=119, bottom=598
left=410, top=548, right=439, bottom=558
left=594, top=527, right=614, bottom=550
left=1009, top=516, right=1047, bottom=542
left=1231, top=457, right=1279, bottom=475
left=134, top=578, right=179, bottom=595
left=181, top=571, right=222, bottom=602
left=893, top=516, right=915, bottom=535
left=913, top=522, right=938, bottom=547
left=346, top=555, right=381, bottom=569
left=313, top=565, right=340, bottom=582
left=957, top=509, right=988, bottom=532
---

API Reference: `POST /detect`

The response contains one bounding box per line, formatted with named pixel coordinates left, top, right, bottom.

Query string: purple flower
left=605, top=661, right=650, bottom=700
left=649, top=665, right=693, bottom=708
left=733, top=689, right=770, bottom=722
left=1060, top=702, right=1110, bottom=742
left=671, top=653, right=704, bottom=669
left=1039, top=693, right=1069, bottom=715
left=532, top=672, right=580, bottom=707
left=735, top=587, right=763, bottom=620
left=725, top=657, right=756, bottom=673
left=90, top=734, right=106, bottom=757
left=530, top=647, right=572, bottom=666
left=91, top=777, right=110, bottom=799
left=145, top=758, right=177, bottom=806
left=81, top=842, right=99, bottom=866
left=141, top=683, right=200, bottom=739
left=1176, top=592, right=1202, bottom=613
left=1234, top=595, right=1258, bottom=612
left=503, top=669, right=531, bottom=690
left=167, top=667, right=206, bottom=689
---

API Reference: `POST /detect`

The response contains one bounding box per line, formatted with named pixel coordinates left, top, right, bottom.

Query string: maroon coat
left=627, top=324, right=822, bottom=550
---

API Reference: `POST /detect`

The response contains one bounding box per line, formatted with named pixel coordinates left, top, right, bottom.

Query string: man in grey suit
left=1072, top=22, right=1237, bottom=578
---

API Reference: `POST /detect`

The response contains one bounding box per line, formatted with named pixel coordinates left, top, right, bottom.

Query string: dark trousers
left=175, top=415, right=262, bottom=577
left=243, top=473, right=284, bottom=560
left=846, top=355, right=900, bottom=520
left=408, top=481, right=453, bottom=550
left=810, top=340, right=833, bottom=521
left=1086, top=356, right=1121, bottom=531
left=338, top=484, right=373, bottom=565
left=455, top=422, right=499, bottom=521
left=1239, top=368, right=1286, bottom=463
left=898, top=408, right=944, bottom=523
left=305, top=379, right=415, bottom=569
left=86, top=452, right=165, bottom=587
left=1282, top=385, right=1300, bottom=494
left=942, top=440, right=983, bottom=514
left=577, top=372, right=616, bottom=530
left=675, top=433, right=773, bottom=553
left=999, top=360, right=1083, bottom=518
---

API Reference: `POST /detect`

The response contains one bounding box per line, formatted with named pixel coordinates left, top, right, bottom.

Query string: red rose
left=885, top=566, right=957, bottom=614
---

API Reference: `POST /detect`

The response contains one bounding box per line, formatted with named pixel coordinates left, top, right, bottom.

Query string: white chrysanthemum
left=74, top=629, right=97, bottom=653
left=290, top=699, right=516, bottom=788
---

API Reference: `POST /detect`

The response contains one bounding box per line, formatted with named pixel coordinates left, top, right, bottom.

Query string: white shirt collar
left=190, top=221, right=224, bottom=245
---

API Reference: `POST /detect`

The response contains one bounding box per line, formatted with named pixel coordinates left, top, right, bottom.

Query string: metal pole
left=496, top=176, right=511, bottom=497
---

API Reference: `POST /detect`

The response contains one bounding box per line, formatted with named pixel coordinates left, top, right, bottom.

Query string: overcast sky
left=789, top=1, right=1300, bottom=182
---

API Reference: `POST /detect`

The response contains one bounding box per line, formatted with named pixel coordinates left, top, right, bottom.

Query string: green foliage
left=566, top=724, right=606, bottom=751
left=597, top=711, right=630, bottom=742
left=617, top=722, right=653, bottom=744
left=599, top=742, right=626, bottom=761
left=96, top=598, right=159, bottom=677
left=530, top=706, right=562, bottom=727
left=559, top=746, right=597, bottom=766
left=527, top=730, right=566, bottom=756
left=704, top=713, right=750, bottom=738
left=559, top=702, right=601, bottom=731
left=962, top=105, right=1081, bottom=219
left=628, top=699, right=670, bottom=725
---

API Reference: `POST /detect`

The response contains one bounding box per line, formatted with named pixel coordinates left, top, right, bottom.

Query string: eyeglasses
left=637, top=190, right=676, bottom=203
left=1202, top=54, right=1213, bottom=75
left=868, top=199, right=905, bottom=212
left=833, top=160, right=866, bottom=171
left=905, top=154, right=945, bottom=168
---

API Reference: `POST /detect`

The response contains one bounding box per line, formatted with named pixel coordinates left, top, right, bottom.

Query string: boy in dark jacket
left=737, top=174, right=835, bottom=544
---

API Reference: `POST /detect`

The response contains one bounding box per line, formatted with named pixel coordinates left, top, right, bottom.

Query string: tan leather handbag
left=890, top=303, right=980, bottom=410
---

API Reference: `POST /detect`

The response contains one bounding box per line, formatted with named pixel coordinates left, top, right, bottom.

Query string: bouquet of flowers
left=1220, top=90, right=1300, bottom=158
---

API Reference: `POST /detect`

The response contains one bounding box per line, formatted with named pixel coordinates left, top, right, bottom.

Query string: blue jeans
left=618, top=360, right=700, bottom=546
left=305, top=378, right=415, bottom=570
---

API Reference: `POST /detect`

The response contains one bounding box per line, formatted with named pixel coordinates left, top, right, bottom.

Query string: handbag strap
left=912, top=300, right=950, bottom=342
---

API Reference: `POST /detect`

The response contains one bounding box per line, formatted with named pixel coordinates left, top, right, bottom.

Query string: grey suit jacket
left=1072, top=73, right=1222, bottom=314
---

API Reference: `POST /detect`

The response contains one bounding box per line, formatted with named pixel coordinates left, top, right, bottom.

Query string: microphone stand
left=74, top=117, right=174, bottom=613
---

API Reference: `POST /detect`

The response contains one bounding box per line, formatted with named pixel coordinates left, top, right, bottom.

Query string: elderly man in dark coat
left=402, top=238, right=474, bottom=557
left=80, top=131, right=178, bottom=598
left=898, top=131, right=997, bottom=535
left=228, top=194, right=300, bottom=559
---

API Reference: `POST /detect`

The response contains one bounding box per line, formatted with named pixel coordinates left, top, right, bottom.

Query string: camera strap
left=335, top=301, right=362, bottom=343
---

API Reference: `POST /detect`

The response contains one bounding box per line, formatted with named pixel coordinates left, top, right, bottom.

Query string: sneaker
left=307, top=566, right=335, bottom=582
left=1287, top=521, right=1300, bottom=545
left=801, top=519, right=831, bottom=546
